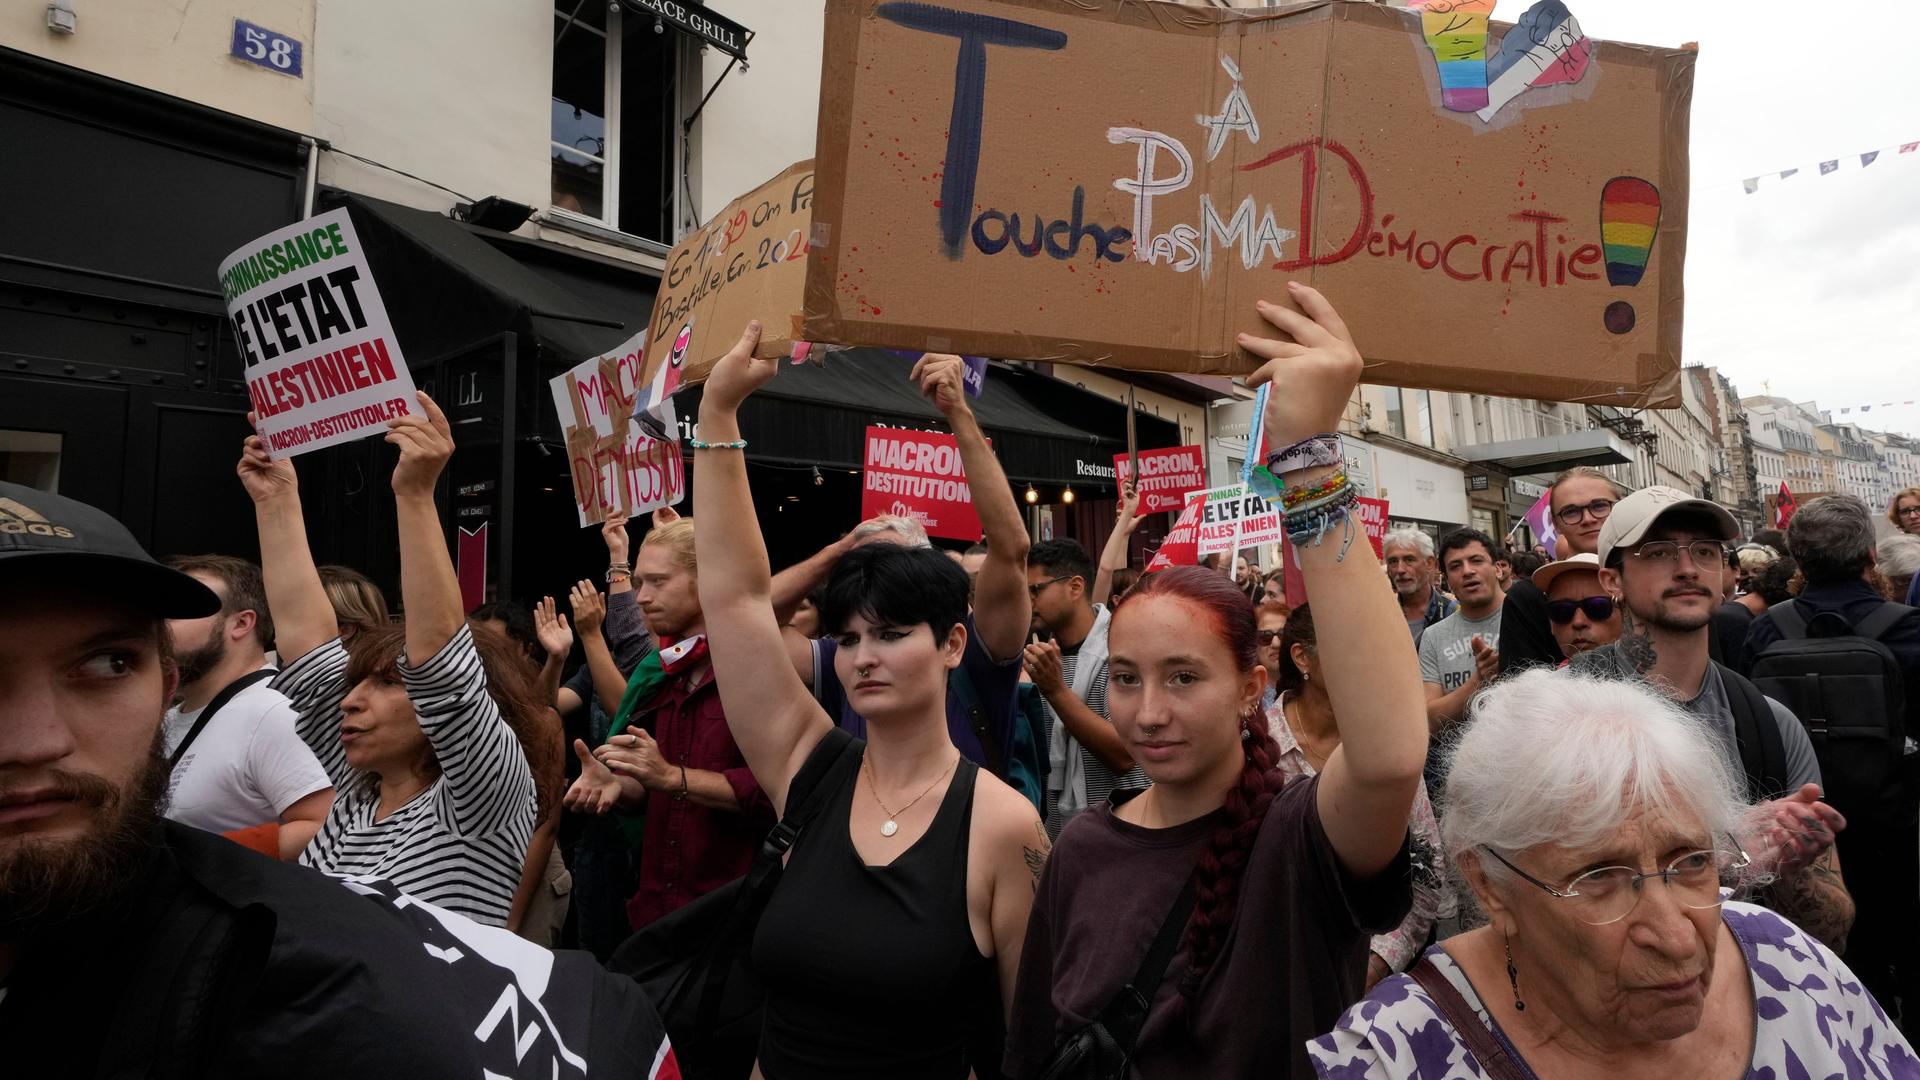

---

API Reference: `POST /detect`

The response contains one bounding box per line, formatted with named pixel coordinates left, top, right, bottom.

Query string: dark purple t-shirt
left=1005, top=775, right=1411, bottom=1080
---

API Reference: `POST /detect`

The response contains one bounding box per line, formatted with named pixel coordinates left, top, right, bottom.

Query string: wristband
left=689, top=438, right=747, bottom=451
left=605, top=568, right=631, bottom=584
left=672, top=764, right=689, bottom=802
left=1264, top=433, right=1343, bottom=476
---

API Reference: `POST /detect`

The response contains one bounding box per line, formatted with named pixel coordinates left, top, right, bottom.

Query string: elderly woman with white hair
left=1309, top=669, right=1915, bottom=1079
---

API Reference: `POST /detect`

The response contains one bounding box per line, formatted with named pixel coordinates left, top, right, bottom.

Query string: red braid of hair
left=1170, top=701, right=1286, bottom=1029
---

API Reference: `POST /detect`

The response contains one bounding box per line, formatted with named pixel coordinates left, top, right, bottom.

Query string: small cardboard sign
left=641, top=161, right=815, bottom=395
left=547, top=331, right=685, bottom=527
left=802, top=0, right=1693, bottom=407
left=218, top=207, right=418, bottom=456
left=1115, top=445, right=1206, bottom=514
left=861, top=426, right=984, bottom=541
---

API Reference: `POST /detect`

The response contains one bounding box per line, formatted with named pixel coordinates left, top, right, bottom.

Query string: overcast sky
left=1569, top=0, right=1920, bottom=438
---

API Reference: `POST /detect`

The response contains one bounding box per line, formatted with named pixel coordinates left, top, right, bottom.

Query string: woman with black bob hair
left=692, top=324, right=1046, bottom=1080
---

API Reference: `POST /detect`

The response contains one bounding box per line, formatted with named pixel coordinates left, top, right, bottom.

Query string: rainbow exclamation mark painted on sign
left=1599, top=176, right=1660, bottom=334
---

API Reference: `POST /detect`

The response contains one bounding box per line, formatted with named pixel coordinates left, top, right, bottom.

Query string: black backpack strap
left=1765, top=598, right=1810, bottom=641
left=168, top=669, right=277, bottom=768
left=1851, top=602, right=1915, bottom=643
left=753, top=726, right=861, bottom=886
left=1718, top=662, right=1789, bottom=801
left=948, top=663, right=1007, bottom=779
left=1095, top=876, right=1198, bottom=1054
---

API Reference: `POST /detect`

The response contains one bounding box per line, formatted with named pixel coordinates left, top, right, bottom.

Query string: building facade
left=1687, top=365, right=1763, bottom=533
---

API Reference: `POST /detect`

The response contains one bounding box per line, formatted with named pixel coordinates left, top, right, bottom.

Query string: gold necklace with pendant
left=865, top=753, right=959, bottom=837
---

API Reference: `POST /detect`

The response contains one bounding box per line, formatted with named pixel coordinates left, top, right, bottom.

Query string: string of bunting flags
left=1835, top=401, right=1916, bottom=416
left=1742, top=139, right=1919, bottom=193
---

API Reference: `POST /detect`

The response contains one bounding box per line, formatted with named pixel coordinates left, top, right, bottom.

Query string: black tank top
left=752, top=748, right=997, bottom=1079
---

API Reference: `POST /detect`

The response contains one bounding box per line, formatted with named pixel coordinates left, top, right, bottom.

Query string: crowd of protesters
left=5, top=288, right=1920, bottom=1078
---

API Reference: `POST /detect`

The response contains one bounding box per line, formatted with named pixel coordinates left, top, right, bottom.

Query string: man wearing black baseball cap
left=0, top=479, right=672, bottom=1077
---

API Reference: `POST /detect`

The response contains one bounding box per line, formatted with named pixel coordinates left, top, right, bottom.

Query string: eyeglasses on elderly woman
left=1480, top=838, right=1752, bottom=926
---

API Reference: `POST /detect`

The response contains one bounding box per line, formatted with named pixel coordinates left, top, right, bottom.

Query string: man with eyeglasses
left=1570, top=486, right=1855, bottom=952
left=1500, top=467, right=1623, bottom=675
left=1530, top=552, right=1621, bottom=661
left=1024, top=538, right=1147, bottom=837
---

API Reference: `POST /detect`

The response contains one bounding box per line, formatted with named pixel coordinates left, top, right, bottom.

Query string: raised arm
left=1240, top=283, right=1427, bottom=878
left=568, top=582, right=628, bottom=716
left=237, top=432, right=335, bottom=665
left=694, top=322, right=835, bottom=812
left=913, top=354, right=1031, bottom=660
left=1092, top=478, right=1143, bottom=606
left=384, top=399, right=535, bottom=834
left=385, top=392, right=465, bottom=667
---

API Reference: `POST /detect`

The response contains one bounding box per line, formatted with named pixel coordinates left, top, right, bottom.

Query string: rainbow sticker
left=1600, top=177, right=1660, bottom=287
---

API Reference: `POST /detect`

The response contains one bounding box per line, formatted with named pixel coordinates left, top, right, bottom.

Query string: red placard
left=1145, top=498, right=1204, bottom=570
left=861, top=427, right=983, bottom=541
left=1114, top=445, right=1206, bottom=514
left=1356, top=497, right=1390, bottom=559
left=1281, top=497, right=1390, bottom=607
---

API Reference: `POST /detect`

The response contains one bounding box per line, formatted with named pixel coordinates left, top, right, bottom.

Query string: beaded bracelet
left=1280, top=470, right=1349, bottom=511
left=688, top=438, right=747, bottom=451
left=1284, top=487, right=1360, bottom=562
left=1264, top=433, right=1343, bottom=476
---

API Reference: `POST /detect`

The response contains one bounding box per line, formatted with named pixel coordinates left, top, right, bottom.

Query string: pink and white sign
left=860, top=426, right=983, bottom=541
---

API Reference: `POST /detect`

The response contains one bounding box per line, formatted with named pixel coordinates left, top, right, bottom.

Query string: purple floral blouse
left=1269, top=692, right=1456, bottom=973
left=1309, top=901, right=1920, bottom=1079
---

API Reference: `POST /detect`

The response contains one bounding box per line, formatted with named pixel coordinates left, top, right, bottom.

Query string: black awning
left=619, top=0, right=750, bottom=60
left=716, top=349, right=1179, bottom=488
left=326, top=190, right=645, bottom=367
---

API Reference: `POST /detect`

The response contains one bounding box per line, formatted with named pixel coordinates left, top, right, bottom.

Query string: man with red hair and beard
left=0, top=477, right=670, bottom=1077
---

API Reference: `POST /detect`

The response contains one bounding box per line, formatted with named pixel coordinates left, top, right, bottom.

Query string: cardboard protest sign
left=219, top=207, right=419, bottom=456
left=805, top=0, right=1692, bottom=407
left=547, top=331, right=685, bottom=527
left=641, top=160, right=814, bottom=394
left=1191, top=483, right=1283, bottom=557
left=1116, top=445, right=1206, bottom=515
left=862, top=426, right=983, bottom=541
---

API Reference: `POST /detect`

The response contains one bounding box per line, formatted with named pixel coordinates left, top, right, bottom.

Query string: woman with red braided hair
left=1005, top=284, right=1431, bottom=1079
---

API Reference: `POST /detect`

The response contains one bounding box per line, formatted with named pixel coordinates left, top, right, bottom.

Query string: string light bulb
left=1061, top=487, right=1075, bottom=504
left=1024, top=484, right=1039, bottom=505
left=812, top=466, right=823, bottom=486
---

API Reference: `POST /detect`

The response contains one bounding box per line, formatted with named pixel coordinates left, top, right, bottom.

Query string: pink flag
left=1521, top=488, right=1559, bottom=558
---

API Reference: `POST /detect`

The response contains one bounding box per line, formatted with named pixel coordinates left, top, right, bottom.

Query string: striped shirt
left=1042, top=643, right=1150, bottom=838
left=275, top=624, right=535, bottom=927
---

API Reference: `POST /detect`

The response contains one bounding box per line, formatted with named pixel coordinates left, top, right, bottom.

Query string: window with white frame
left=551, top=3, right=682, bottom=242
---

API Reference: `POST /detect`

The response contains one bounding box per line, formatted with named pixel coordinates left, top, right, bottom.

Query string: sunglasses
left=1546, top=596, right=1616, bottom=624
left=1256, top=629, right=1283, bottom=644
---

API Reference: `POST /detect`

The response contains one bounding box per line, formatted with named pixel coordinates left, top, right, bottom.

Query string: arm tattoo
left=1617, top=607, right=1659, bottom=677
left=1767, top=849, right=1853, bottom=953
left=1022, top=820, right=1051, bottom=892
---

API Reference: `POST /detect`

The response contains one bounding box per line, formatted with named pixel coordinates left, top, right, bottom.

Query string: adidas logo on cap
left=0, top=496, right=77, bottom=539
